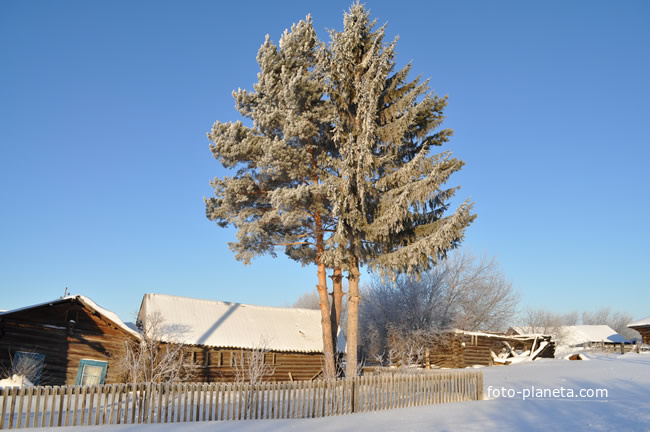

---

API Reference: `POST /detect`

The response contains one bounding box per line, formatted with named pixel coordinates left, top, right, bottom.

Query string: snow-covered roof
left=0, top=295, right=141, bottom=339
left=137, top=293, right=344, bottom=353
left=628, top=316, right=650, bottom=328
left=561, top=325, right=628, bottom=346
left=76, top=296, right=142, bottom=339
left=453, top=329, right=544, bottom=339
left=510, top=325, right=628, bottom=346
left=509, top=326, right=550, bottom=336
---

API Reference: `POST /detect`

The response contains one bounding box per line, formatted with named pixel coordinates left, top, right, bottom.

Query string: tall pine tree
left=206, top=18, right=341, bottom=376
left=321, top=3, right=475, bottom=377
left=208, top=5, right=474, bottom=378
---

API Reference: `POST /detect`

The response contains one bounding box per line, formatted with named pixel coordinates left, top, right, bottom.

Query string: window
left=76, top=359, right=108, bottom=385
left=13, top=351, right=45, bottom=385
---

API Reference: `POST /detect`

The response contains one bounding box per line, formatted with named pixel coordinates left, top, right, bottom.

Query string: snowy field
left=25, top=352, right=650, bottom=432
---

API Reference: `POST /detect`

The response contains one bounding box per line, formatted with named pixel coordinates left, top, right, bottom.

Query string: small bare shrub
left=116, top=312, right=197, bottom=384
left=232, top=341, right=275, bottom=385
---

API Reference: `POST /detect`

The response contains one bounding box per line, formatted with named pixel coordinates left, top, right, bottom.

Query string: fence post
left=350, top=378, right=357, bottom=413
left=0, top=388, right=6, bottom=430
left=7, top=387, right=17, bottom=429
left=94, top=385, right=103, bottom=426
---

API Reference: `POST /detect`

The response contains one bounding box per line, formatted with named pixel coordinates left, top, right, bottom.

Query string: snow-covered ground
left=26, top=352, right=650, bottom=432
left=0, top=374, right=33, bottom=388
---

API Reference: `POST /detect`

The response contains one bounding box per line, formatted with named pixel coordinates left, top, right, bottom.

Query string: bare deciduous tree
left=582, top=307, right=641, bottom=341
left=360, top=251, right=519, bottom=360
left=116, top=312, right=197, bottom=384
left=440, top=253, right=519, bottom=331
left=520, top=307, right=641, bottom=344
left=231, top=342, right=276, bottom=385
left=1, top=351, right=44, bottom=386
left=292, top=291, right=321, bottom=310
left=521, top=307, right=572, bottom=344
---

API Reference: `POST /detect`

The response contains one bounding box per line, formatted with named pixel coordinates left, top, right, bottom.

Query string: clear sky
left=1, top=1, right=649, bottom=323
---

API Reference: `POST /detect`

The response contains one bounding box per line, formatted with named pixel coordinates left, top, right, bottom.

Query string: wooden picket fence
left=0, top=370, right=483, bottom=429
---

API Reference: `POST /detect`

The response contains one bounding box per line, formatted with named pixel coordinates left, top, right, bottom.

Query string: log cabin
left=628, top=316, right=650, bottom=344
left=386, top=329, right=554, bottom=369
left=509, top=325, right=629, bottom=348
left=137, top=293, right=345, bottom=382
left=0, top=295, right=141, bottom=385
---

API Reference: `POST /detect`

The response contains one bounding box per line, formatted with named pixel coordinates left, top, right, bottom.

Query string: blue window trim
left=75, top=359, right=108, bottom=385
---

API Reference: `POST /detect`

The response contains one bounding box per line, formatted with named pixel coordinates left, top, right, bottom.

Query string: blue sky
left=1, top=1, right=649, bottom=323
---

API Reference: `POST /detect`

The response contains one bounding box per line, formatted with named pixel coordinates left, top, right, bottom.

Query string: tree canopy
left=206, top=3, right=475, bottom=378
left=321, top=4, right=475, bottom=376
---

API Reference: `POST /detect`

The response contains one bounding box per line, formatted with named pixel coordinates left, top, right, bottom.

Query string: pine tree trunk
left=317, top=261, right=336, bottom=378
left=346, top=260, right=361, bottom=377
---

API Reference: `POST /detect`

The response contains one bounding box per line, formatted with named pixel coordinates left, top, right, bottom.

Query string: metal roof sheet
left=137, top=293, right=342, bottom=353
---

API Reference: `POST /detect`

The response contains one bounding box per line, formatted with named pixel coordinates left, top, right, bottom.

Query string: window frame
left=75, top=359, right=108, bottom=386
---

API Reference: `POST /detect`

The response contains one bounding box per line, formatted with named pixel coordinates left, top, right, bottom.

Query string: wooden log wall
left=0, top=298, right=328, bottom=386
left=631, top=327, right=649, bottom=345
left=388, top=331, right=555, bottom=369
left=461, top=333, right=554, bottom=366
left=183, top=347, right=325, bottom=383
left=0, top=299, right=135, bottom=386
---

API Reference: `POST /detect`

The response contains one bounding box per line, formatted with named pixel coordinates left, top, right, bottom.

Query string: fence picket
left=62, top=386, right=71, bottom=426
left=47, top=386, right=57, bottom=427
left=6, top=387, right=16, bottom=429
left=92, top=385, right=101, bottom=426
left=15, top=387, right=25, bottom=429
left=23, top=387, right=34, bottom=428
left=227, top=383, right=234, bottom=421
left=285, top=382, right=291, bottom=419
left=41, top=387, right=49, bottom=428
left=113, top=384, right=120, bottom=425
left=359, top=378, right=368, bottom=412
left=148, top=384, right=154, bottom=424
left=99, top=386, right=107, bottom=425
left=241, top=383, right=247, bottom=420
left=219, top=383, right=225, bottom=421
left=0, top=388, right=7, bottom=430
left=259, top=382, right=265, bottom=420
left=170, top=383, right=177, bottom=423
left=34, top=387, right=43, bottom=428
left=283, top=382, right=290, bottom=419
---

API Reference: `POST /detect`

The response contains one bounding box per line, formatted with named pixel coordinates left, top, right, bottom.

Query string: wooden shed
left=137, top=293, right=344, bottom=382
left=0, top=295, right=141, bottom=385
left=388, top=329, right=554, bottom=369
left=510, top=325, right=629, bottom=348
left=628, top=316, right=650, bottom=344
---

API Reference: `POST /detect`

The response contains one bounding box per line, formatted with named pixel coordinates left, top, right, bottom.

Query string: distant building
left=627, top=316, right=650, bottom=344
left=0, top=295, right=140, bottom=385
left=137, top=293, right=345, bottom=382
left=509, top=325, right=628, bottom=347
